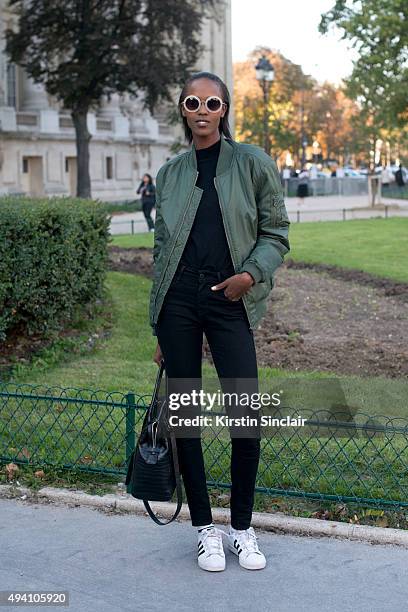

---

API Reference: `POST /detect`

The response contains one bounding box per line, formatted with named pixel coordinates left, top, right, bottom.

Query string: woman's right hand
left=153, top=342, right=163, bottom=366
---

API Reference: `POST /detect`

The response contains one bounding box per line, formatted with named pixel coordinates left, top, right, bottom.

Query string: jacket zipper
left=153, top=171, right=199, bottom=324
left=213, top=176, right=252, bottom=328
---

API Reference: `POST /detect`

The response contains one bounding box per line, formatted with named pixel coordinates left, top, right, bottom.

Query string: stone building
left=0, top=1, right=232, bottom=200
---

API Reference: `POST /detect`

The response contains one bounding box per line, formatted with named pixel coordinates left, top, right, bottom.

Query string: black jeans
left=142, top=199, right=155, bottom=231
left=156, top=260, right=261, bottom=530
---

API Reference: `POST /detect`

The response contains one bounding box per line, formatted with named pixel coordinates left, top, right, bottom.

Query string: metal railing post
left=125, top=392, right=136, bottom=493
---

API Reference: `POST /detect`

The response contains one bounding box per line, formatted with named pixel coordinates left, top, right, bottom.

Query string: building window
left=65, top=158, right=69, bottom=172
left=106, top=156, right=113, bottom=179
left=22, top=158, right=29, bottom=173
left=7, top=63, right=17, bottom=108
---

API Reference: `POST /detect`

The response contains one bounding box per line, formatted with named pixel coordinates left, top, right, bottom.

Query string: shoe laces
left=200, top=526, right=224, bottom=555
left=233, top=527, right=260, bottom=554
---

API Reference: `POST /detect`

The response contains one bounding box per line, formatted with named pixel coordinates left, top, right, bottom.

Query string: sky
left=231, top=0, right=358, bottom=85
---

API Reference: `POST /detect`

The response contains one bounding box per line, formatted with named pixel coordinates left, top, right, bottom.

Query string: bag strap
left=143, top=363, right=183, bottom=526
left=148, top=360, right=165, bottom=418
left=146, top=360, right=166, bottom=439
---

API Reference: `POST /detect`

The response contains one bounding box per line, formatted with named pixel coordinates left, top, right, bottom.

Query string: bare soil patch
left=254, top=265, right=407, bottom=378
left=109, top=246, right=154, bottom=277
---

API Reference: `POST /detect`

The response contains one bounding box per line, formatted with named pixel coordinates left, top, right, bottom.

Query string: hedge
left=0, top=196, right=110, bottom=341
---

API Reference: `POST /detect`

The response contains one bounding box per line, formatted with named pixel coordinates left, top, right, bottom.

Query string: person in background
left=381, top=166, right=393, bottom=190
left=296, top=167, right=310, bottom=205
left=395, top=164, right=406, bottom=189
left=282, top=167, right=291, bottom=197
left=137, top=173, right=156, bottom=231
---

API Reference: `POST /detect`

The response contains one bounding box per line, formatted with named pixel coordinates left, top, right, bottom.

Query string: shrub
left=0, top=196, right=111, bottom=341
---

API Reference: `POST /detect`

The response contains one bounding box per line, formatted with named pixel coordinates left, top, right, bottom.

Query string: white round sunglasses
left=180, top=95, right=226, bottom=113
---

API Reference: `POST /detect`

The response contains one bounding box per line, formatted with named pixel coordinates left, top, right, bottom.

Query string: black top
left=180, top=138, right=235, bottom=273
left=137, top=181, right=156, bottom=203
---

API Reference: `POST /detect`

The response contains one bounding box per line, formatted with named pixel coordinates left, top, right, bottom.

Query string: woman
left=381, top=165, right=392, bottom=190
left=296, top=167, right=310, bottom=204
left=137, top=173, right=156, bottom=231
left=149, top=71, right=290, bottom=572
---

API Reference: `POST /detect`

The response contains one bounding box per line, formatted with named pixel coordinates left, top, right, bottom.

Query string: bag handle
left=146, top=359, right=165, bottom=441
left=148, top=359, right=166, bottom=418
left=143, top=359, right=183, bottom=526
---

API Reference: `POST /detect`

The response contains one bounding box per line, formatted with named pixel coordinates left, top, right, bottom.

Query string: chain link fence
left=1, top=380, right=407, bottom=509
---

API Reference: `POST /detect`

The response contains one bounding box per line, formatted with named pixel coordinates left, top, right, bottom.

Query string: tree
left=234, top=47, right=374, bottom=168
left=306, top=84, right=357, bottom=164
left=234, top=48, right=311, bottom=163
left=5, top=0, right=218, bottom=198
left=319, top=0, right=408, bottom=132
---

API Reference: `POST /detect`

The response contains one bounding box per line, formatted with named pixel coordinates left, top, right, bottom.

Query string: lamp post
left=255, top=55, right=274, bottom=156
left=300, top=87, right=308, bottom=168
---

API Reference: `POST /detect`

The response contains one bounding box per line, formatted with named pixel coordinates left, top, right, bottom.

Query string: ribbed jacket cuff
left=240, top=261, right=263, bottom=284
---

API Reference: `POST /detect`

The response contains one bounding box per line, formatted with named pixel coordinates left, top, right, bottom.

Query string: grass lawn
left=110, top=216, right=408, bottom=282
left=288, top=217, right=408, bottom=282
left=109, top=233, right=154, bottom=249
left=9, top=272, right=156, bottom=396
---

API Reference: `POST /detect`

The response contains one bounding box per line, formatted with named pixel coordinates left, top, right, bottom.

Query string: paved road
left=109, top=196, right=408, bottom=235
left=1, top=497, right=407, bottom=612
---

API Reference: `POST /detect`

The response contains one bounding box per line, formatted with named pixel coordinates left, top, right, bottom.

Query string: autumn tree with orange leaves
left=233, top=46, right=406, bottom=168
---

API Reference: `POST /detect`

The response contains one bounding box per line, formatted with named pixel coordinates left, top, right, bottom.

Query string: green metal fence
left=1, top=380, right=408, bottom=509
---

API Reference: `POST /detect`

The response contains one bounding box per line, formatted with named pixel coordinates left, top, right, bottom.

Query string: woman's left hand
left=211, top=272, right=254, bottom=301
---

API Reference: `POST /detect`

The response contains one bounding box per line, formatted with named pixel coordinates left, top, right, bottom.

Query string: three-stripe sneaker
left=227, top=526, right=266, bottom=570
left=197, top=526, right=226, bottom=572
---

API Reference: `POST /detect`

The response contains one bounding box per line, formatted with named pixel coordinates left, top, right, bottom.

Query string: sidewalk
left=109, top=195, right=408, bottom=235
left=1, top=497, right=407, bottom=612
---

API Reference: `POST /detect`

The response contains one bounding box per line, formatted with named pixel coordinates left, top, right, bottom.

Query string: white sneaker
left=197, top=526, right=226, bottom=572
left=227, top=526, right=266, bottom=570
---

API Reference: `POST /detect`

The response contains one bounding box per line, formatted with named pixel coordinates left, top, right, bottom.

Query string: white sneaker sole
left=198, top=558, right=226, bottom=572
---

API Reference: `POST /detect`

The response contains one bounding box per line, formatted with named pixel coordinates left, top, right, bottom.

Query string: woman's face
left=181, top=78, right=227, bottom=141
left=143, top=174, right=149, bottom=183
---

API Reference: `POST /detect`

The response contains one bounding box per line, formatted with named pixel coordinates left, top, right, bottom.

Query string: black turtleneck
left=180, top=138, right=235, bottom=273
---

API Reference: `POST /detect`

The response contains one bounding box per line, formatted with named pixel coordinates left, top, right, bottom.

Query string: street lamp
left=255, top=55, right=274, bottom=156
left=299, top=89, right=308, bottom=168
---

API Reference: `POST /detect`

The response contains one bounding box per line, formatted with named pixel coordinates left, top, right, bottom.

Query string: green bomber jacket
left=149, top=135, right=290, bottom=336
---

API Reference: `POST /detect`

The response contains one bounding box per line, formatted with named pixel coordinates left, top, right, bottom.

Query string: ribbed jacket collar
left=188, top=135, right=235, bottom=176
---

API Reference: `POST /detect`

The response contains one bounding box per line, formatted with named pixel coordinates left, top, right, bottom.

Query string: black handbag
left=125, top=359, right=183, bottom=525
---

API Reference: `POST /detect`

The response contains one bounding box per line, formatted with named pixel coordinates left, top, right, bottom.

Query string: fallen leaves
left=5, top=462, right=19, bottom=480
